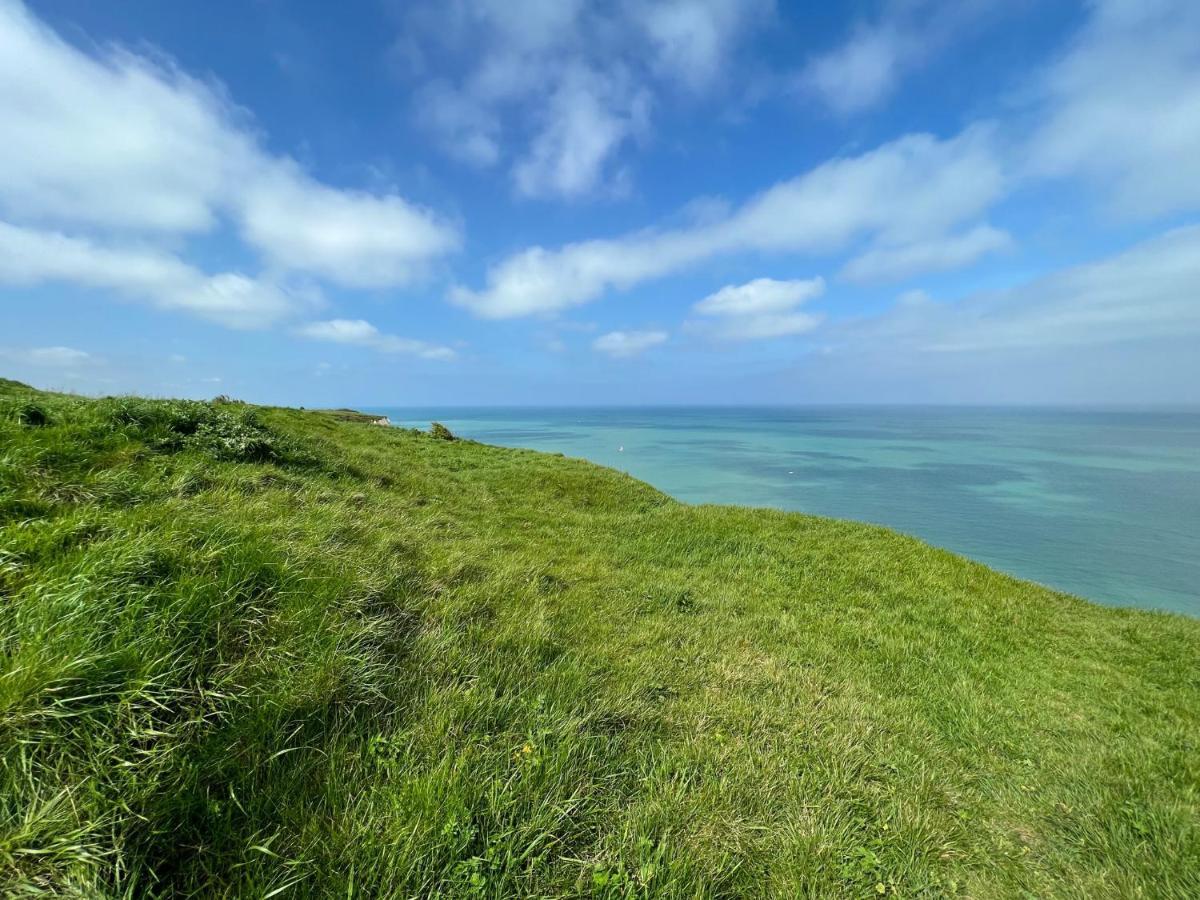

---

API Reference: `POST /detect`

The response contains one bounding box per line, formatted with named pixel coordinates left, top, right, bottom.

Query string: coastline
left=366, top=405, right=1200, bottom=616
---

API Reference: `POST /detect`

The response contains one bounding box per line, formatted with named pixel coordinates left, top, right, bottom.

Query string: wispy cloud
left=451, top=0, right=1200, bottom=327
left=785, top=224, right=1200, bottom=403
left=1, top=345, right=94, bottom=367
left=841, top=224, right=1012, bottom=283
left=1026, top=0, right=1200, bottom=218
left=512, top=65, right=651, bottom=199
left=801, top=23, right=910, bottom=116
left=592, top=329, right=669, bottom=357
left=397, top=0, right=771, bottom=198
left=634, top=0, right=772, bottom=91
left=798, top=0, right=1009, bottom=115
left=837, top=225, right=1200, bottom=354
left=0, top=221, right=306, bottom=328
left=688, top=277, right=824, bottom=341
left=296, top=319, right=456, bottom=361
left=450, top=126, right=1002, bottom=317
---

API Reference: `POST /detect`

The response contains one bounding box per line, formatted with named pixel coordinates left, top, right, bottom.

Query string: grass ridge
left=1, top=380, right=1197, bottom=897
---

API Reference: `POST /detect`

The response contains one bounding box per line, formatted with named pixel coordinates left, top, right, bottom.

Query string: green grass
left=1, top=381, right=1197, bottom=898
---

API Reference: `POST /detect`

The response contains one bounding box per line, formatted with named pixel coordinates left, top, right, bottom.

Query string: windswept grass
left=1, top=381, right=1197, bottom=897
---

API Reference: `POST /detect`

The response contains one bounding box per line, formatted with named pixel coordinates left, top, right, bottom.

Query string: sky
left=1, top=0, right=1198, bottom=406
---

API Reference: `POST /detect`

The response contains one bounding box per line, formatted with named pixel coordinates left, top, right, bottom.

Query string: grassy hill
left=1, top=381, right=1197, bottom=898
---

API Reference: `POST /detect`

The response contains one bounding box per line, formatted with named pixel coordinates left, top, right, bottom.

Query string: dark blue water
left=370, top=407, right=1200, bottom=616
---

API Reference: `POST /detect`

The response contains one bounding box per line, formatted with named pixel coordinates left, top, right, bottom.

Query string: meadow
left=1, top=378, right=1197, bottom=897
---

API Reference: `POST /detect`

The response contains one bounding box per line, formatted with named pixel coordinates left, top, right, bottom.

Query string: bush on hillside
left=430, top=421, right=457, bottom=441
left=101, top=397, right=309, bottom=465
left=191, top=415, right=279, bottom=463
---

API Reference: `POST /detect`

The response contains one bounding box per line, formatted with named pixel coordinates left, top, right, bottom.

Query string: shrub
left=105, top=397, right=210, bottom=434
left=190, top=415, right=279, bottom=462
left=98, top=398, right=312, bottom=466
left=430, top=422, right=457, bottom=441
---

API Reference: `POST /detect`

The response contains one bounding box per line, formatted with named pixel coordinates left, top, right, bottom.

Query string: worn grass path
left=1, top=379, right=1197, bottom=897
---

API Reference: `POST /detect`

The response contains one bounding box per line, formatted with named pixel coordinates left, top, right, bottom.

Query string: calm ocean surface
left=369, top=407, right=1200, bottom=616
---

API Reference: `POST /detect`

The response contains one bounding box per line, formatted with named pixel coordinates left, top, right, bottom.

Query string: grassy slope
left=1, top=382, right=1197, bottom=899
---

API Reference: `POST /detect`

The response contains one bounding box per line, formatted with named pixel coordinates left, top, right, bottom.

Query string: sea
left=367, top=407, right=1200, bottom=616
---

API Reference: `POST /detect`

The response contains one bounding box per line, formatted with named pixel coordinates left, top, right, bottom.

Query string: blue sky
left=1, top=0, right=1198, bottom=406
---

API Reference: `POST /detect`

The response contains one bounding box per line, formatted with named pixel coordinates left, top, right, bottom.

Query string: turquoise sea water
left=370, top=407, right=1200, bottom=616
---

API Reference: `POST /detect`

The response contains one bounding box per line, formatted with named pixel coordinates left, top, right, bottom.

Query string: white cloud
left=799, top=0, right=1005, bottom=115
left=399, top=0, right=769, bottom=198
left=837, top=224, right=1200, bottom=354
left=449, top=0, right=1200, bottom=322
left=451, top=0, right=1200, bottom=321
left=801, top=25, right=908, bottom=115
left=592, top=329, right=669, bottom=357
left=689, top=277, right=824, bottom=341
left=800, top=0, right=1200, bottom=218
left=841, top=224, right=1012, bottom=283
left=296, top=318, right=456, bottom=361
left=694, top=277, right=825, bottom=316
left=0, top=0, right=458, bottom=288
left=1, top=346, right=93, bottom=367
left=0, top=0, right=239, bottom=232
left=513, top=66, right=650, bottom=199
left=451, top=126, right=1003, bottom=317
left=1027, top=0, right=1200, bottom=218
left=725, top=126, right=1005, bottom=250
left=632, top=0, right=774, bottom=91
left=0, top=221, right=302, bottom=328
left=237, top=164, right=459, bottom=289
left=767, top=224, right=1200, bottom=404
left=702, top=312, right=823, bottom=342
left=296, top=319, right=379, bottom=344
